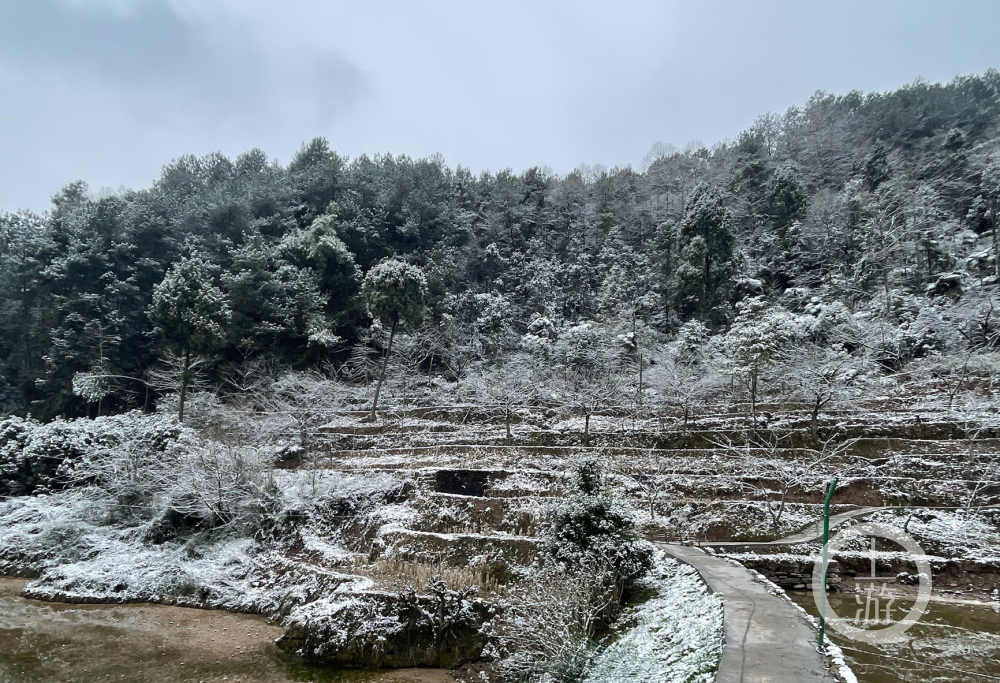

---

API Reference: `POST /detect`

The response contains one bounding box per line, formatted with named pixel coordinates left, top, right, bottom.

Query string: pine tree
left=148, top=255, right=231, bottom=421
left=362, top=258, right=426, bottom=421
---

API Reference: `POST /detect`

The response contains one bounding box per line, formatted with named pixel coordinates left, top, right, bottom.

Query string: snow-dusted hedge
left=543, top=459, right=654, bottom=595
left=0, top=411, right=184, bottom=496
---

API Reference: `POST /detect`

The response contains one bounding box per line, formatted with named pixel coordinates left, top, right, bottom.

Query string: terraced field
left=3, top=397, right=999, bottom=682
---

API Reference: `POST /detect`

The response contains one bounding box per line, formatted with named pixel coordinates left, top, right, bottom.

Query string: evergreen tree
left=675, top=185, right=734, bottom=319
left=148, top=255, right=231, bottom=421
left=362, top=258, right=426, bottom=421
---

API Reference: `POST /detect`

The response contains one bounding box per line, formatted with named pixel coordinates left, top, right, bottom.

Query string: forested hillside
left=4, top=71, right=1000, bottom=419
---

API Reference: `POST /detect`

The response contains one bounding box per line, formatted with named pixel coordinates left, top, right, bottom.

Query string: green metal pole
left=818, top=476, right=838, bottom=649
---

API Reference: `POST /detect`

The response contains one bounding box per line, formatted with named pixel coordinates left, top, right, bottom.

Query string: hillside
left=5, top=71, right=1000, bottom=683
left=2, top=71, right=1000, bottom=419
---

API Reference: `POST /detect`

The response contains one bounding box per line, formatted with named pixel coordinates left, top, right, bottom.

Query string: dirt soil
left=0, top=577, right=455, bottom=683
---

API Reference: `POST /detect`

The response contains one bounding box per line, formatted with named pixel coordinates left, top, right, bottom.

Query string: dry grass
left=354, top=557, right=508, bottom=596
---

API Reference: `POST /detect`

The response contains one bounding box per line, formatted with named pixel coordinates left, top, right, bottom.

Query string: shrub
left=542, top=459, right=653, bottom=597
left=1, top=412, right=182, bottom=496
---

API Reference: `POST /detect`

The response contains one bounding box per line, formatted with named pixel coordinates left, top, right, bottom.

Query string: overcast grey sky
left=2, top=0, right=999, bottom=212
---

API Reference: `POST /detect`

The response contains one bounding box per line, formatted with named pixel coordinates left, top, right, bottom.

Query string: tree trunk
left=810, top=396, right=821, bottom=439
left=883, top=268, right=892, bottom=318
left=771, top=491, right=788, bottom=532
left=178, top=350, right=190, bottom=422
left=992, top=202, right=999, bottom=278
left=990, top=199, right=1000, bottom=277
left=584, top=412, right=591, bottom=446
left=369, top=318, right=398, bottom=422
left=638, top=350, right=643, bottom=406
left=505, top=410, right=512, bottom=445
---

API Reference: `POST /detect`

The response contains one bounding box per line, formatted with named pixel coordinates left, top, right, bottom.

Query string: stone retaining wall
left=734, top=556, right=842, bottom=591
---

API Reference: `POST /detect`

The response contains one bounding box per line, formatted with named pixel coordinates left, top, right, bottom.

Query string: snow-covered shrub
left=0, top=492, right=104, bottom=575
left=552, top=320, right=608, bottom=372
left=169, top=440, right=279, bottom=529
left=794, top=297, right=856, bottom=344
left=0, top=416, right=33, bottom=494
left=485, top=561, right=613, bottom=682
left=668, top=320, right=712, bottom=363
left=522, top=315, right=558, bottom=356
left=898, top=304, right=964, bottom=359
left=0, top=411, right=185, bottom=496
left=0, top=411, right=279, bottom=535
left=62, top=413, right=191, bottom=517
left=481, top=459, right=656, bottom=682
left=543, top=459, right=653, bottom=598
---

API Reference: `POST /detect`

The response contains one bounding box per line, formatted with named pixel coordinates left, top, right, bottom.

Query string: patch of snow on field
left=864, top=508, right=1000, bottom=559
left=582, top=549, right=723, bottom=683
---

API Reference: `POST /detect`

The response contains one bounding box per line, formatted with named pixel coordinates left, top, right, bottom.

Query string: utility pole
left=818, top=476, right=838, bottom=649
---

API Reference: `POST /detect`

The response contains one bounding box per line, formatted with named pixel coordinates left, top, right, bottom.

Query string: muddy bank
left=788, top=590, right=1000, bottom=683
left=0, top=578, right=455, bottom=683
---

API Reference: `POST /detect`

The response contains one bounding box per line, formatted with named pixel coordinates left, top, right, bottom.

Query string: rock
left=926, top=272, right=963, bottom=299
left=276, top=590, right=495, bottom=669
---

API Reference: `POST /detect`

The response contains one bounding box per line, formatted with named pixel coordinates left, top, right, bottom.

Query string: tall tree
left=148, top=255, right=231, bottom=421
left=362, top=258, right=426, bottom=421
left=675, top=185, right=734, bottom=318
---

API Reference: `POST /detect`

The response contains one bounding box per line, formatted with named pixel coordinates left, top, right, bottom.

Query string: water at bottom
left=789, top=589, right=1000, bottom=683
left=0, top=578, right=452, bottom=683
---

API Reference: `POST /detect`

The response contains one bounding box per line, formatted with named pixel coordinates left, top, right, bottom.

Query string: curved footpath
left=658, top=543, right=836, bottom=682
left=703, top=503, right=1000, bottom=550
left=702, top=506, right=888, bottom=550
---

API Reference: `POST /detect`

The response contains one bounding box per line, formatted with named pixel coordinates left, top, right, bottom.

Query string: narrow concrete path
left=702, top=506, right=888, bottom=550
left=659, top=543, right=835, bottom=683
left=704, top=503, right=1000, bottom=550
left=775, top=506, right=887, bottom=544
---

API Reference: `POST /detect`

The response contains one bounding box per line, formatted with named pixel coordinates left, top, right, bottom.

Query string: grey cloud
left=308, top=52, right=369, bottom=122
left=0, top=0, right=365, bottom=119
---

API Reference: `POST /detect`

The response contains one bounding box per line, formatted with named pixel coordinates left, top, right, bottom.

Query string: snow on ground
left=0, top=475, right=384, bottom=616
left=2, top=497, right=369, bottom=615
left=862, top=508, right=1000, bottom=560
left=653, top=500, right=819, bottom=541
left=582, top=549, right=723, bottom=683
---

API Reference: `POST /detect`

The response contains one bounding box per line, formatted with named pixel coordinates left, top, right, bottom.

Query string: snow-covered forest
left=3, top=72, right=1000, bottom=421
left=6, top=71, right=1000, bottom=682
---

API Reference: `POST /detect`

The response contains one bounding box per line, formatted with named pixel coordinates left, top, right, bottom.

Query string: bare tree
left=63, top=417, right=181, bottom=517
left=778, top=344, right=870, bottom=438
left=712, top=430, right=854, bottom=533
left=270, top=371, right=349, bottom=458
left=954, top=295, right=1000, bottom=352
left=609, top=447, right=677, bottom=521
left=556, top=369, right=624, bottom=446
left=478, top=360, right=538, bottom=445
left=418, top=317, right=479, bottom=382
left=146, top=351, right=210, bottom=416
left=648, top=355, right=725, bottom=430
left=948, top=392, right=1000, bottom=515
left=487, top=560, right=619, bottom=681
left=172, top=440, right=278, bottom=527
